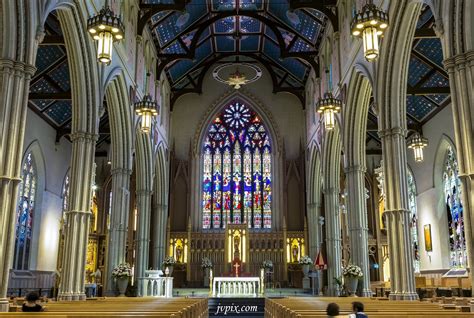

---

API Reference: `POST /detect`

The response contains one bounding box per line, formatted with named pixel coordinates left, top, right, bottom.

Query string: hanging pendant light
left=135, top=95, right=158, bottom=133
left=87, top=2, right=125, bottom=64
left=351, top=0, right=389, bottom=61
left=316, top=92, right=342, bottom=131
left=407, top=133, right=428, bottom=162
left=134, top=73, right=158, bottom=133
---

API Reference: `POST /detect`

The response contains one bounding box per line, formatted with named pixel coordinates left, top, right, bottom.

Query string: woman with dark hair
left=349, top=301, right=368, bottom=318
left=22, top=292, right=44, bottom=312
left=326, top=303, right=343, bottom=318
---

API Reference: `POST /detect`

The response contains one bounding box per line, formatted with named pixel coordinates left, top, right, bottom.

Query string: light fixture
left=213, top=63, right=262, bottom=89
left=407, top=133, right=428, bottom=162
left=135, top=94, right=158, bottom=133
left=351, top=0, right=389, bottom=61
left=316, top=92, right=342, bottom=131
left=87, top=2, right=124, bottom=64
left=135, top=73, right=159, bottom=133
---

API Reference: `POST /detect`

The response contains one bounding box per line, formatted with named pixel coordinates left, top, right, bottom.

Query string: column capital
left=64, top=209, right=92, bottom=216
left=0, top=59, right=36, bottom=76
left=322, top=187, right=339, bottom=195
left=378, top=127, right=407, bottom=139
left=111, top=168, right=132, bottom=176
left=345, top=165, right=366, bottom=173
left=70, top=131, right=99, bottom=142
left=137, top=190, right=153, bottom=196
left=443, top=50, right=474, bottom=70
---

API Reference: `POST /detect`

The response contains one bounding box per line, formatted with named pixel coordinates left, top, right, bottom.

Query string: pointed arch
left=306, top=143, right=322, bottom=259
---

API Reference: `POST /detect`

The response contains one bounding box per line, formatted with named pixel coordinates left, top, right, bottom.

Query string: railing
left=212, top=277, right=260, bottom=297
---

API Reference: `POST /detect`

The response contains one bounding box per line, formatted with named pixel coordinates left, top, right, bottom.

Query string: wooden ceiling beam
left=29, top=92, right=71, bottom=100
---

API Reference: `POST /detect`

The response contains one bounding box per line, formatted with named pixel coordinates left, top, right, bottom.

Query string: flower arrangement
left=262, top=260, right=273, bottom=269
left=111, top=263, right=132, bottom=278
left=162, top=256, right=176, bottom=267
left=299, top=255, right=313, bottom=265
left=343, top=264, right=363, bottom=278
left=201, top=257, right=213, bottom=269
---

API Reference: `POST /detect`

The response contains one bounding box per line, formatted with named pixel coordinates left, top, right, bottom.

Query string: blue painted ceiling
left=147, top=0, right=327, bottom=95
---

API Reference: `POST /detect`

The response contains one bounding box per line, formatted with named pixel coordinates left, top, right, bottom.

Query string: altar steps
left=209, top=297, right=265, bottom=317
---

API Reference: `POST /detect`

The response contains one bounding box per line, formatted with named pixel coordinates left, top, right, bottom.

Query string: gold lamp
left=87, top=2, right=124, bottom=64
left=316, top=92, right=342, bottom=131
left=407, top=133, right=428, bottom=162
left=351, top=0, right=389, bottom=61
left=135, top=94, right=158, bottom=133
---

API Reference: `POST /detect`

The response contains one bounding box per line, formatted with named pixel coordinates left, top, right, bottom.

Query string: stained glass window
left=407, top=170, right=420, bottom=273
left=202, top=100, right=272, bottom=229
left=61, top=174, right=70, bottom=229
left=443, top=146, right=466, bottom=268
left=13, top=153, right=37, bottom=270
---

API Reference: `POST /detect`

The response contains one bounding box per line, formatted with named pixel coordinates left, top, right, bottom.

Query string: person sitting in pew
left=22, top=292, right=44, bottom=312
left=349, top=301, right=368, bottom=318
left=326, top=303, right=345, bottom=318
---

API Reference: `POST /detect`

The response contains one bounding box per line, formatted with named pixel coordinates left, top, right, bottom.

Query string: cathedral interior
left=0, top=0, right=474, bottom=315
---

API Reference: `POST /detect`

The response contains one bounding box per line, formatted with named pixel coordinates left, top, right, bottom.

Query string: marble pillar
left=135, top=190, right=152, bottom=295
left=105, top=168, right=131, bottom=295
left=58, top=132, right=98, bottom=300
left=379, top=128, right=418, bottom=300
left=152, top=203, right=168, bottom=269
left=323, top=187, right=342, bottom=296
left=444, top=51, right=474, bottom=288
left=345, top=165, right=371, bottom=297
left=0, top=59, right=36, bottom=311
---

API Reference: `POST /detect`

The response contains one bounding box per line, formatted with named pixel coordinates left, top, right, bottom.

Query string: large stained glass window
left=13, top=153, right=37, bottom=270
left=61, top=174, right=70, bottom=229
left=407, top=170, right=420, bottom=273
left=443, top=146, right=466, bottom=268
left=202, top=100, right=272, bottom=229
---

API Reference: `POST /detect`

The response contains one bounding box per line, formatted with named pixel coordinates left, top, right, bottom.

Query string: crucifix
left=233, top=262, right=240, bottom=277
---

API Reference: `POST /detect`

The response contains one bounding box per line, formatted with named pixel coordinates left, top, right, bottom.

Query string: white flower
left=343, top=264, right=363, bottom=278
left=201, top=257, right=213, bottom=269
left=299, top=255, right=313, bottom=265
left=162, top=256, right=176, bottom=266
left=112, top=263, right=132, bottom=278
left=262, top=260, right=273, bottom=269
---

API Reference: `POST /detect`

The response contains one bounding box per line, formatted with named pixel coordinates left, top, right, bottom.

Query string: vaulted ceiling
left=139, top=0, right=338, bottom=106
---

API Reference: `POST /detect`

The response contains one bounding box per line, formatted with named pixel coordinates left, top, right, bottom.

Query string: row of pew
left=0, top=297, right=208, bottom=318
left=265, top=297, right=474, bottom=318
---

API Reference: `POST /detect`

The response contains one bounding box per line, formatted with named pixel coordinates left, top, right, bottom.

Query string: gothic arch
left=192, top=88, right=283, bottom=156
left=433, top=134, right=457, bottom=189
left=343, top=68, right=373, bottom=169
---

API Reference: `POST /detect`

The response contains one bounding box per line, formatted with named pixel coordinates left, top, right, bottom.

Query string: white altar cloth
left=212, top=277, right=260, bottom=297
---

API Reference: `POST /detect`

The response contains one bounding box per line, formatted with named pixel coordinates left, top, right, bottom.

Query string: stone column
left=379, top=128, right=418, bottom=300
left=306, top=202, right=321, bottom=259
left=444, top=51, right=474, bottom=287
left=152, top=203, right=168, bottom=269
left=345, top=165, right=371, bottom=297
left=0, top=59, right=36, bottom=311
left=105, top=168, right=131, bottom=295
left=323, top=187, right=342, bottom=296
left=135, top=190, right=152, bottom=295
left=58, top=132, right=98, bottom=300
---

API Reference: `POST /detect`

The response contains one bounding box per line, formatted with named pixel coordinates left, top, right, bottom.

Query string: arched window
left=443, top=146, right=466, bottom=268
left=202, top=100, right=272, bottom=229
left=407, top=170, right=420, bottom=273
left=13, top=153, right=37, bottom=270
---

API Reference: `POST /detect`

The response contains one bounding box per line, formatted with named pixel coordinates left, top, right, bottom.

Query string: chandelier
left=135, top=94, right=158, bottom=133
left=316, top=92, right=342, bottom=131
left=213, top=63, right=262, bottom=89
left=407, top=133, right=428, bottom=162
left=351, top=0, right=389, bottom=61
left=87, top=2, right=125, bottom=64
